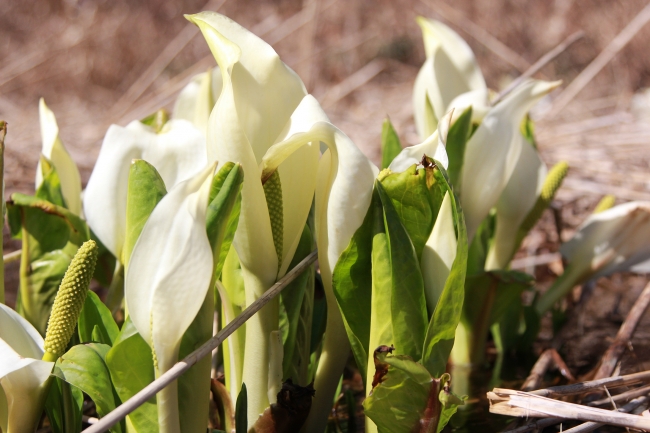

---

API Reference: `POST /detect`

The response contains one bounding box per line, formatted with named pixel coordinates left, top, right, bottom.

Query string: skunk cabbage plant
left=536, top=201, right=650, bottom=314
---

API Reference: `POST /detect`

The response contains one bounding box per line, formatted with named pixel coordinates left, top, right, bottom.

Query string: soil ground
left=3, top=1, right=650, bottom=431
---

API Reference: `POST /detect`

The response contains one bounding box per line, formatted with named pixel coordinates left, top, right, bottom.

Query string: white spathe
left=0, top=304, right=54, bottom=433
left=125, top=163, right=215, bottom=433
left=485, top=136, right=547, bottom=270
left=172, top=68, right=223, bottom=134
left=561, top=201, right=650, bottom=278
left=36, top=98, right=82, bottom=216
left=84, top=119, right=207, bottom=263
left=459, top=79, right=560, bottom=242
left=413, top=17, right=486, bottom=140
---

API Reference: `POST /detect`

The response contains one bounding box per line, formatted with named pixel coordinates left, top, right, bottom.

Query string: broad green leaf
left=364, top=350, right=462, bottom=433
left=421, top=165, right=467, bottom=377
left=206, top=162, right=243, bottom=281
left=280, top=224, right=314, bottom=383
left=53, top=343, right=124, bottom=433
left=106, top=317, right=158, bottom=433
left=78, top=291, right=119, bottom=346
left=123, top=160, right=167, bottom=267
left=379, top=164, right=442, bottom=260
left=380, top=118, right=402, bottom=169
left=7, top=193, right=90, bottom=334
left=332, top=190, right=382, bottom=377
left=376, top=181, right=428, bottom=360
left=445, top=106, right=472, bottom=188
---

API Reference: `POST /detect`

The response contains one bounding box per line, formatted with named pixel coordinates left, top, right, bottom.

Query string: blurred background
left=4, top=0, right=650, bottom=372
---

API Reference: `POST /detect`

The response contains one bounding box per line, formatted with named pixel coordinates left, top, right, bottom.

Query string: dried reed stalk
left=488, top=389, right=650, bottom=429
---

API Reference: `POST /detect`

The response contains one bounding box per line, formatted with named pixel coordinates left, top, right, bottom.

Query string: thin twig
left=492, top=31, right=584, bottom=105
left=510, top=252, right=562, bottom=270
left=82, top=250, right=318, bottom=433
left=418, top=0, right=530, bottom=72
left=593, top=280, right=650, bottom=380
left=561, top=396, right=649, bottom=433
left=521, top=349, right=575, bottom=392
left=544, top=1, right=650, bottom=118
left=521, top=349, right=556, bottom=391
left=526, top=369, right=650, bottom=398
left=589, top=383, right=650, bottom=407
left=502, top=417, right=565, bottom=433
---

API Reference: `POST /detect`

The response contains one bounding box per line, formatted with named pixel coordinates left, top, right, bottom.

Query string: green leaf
left=54, top=343, right=124, bottom=433
left=463, top=270, right=533, bottom=331
left=280, top=223, right=314, bottom=384
left=332, top=189, right=382, bottom=377
left=310, top=273, right=327, bottom=355
left=106, top=317, right=158, bottom=433
left=520, top=113, right=537, bottom=147
left=364, top=350, right=462, bottom=433
left=379, top=164, right=442, bottom=260
left=445, top=106, right=472, bottom=188
left=206, top=162, right=243, bottom=281
left=235, top=383, right=247, bottom=433
left=7, top=193, right=90, bottom=334
left=78, top=291, right=119, bottom=346
left=123, top=160, right=167, bottom=267
left=90, top=230, right=117, bottom=288
left=376, top=181, right=428, bottom=360
left=421, top=164, right=468, bottom=377
left=44, top=376, right=84, bottom=433
left=380, top=118, right=402, bottom=169
left=466, top=211, right=494, bottom=277
left=36, top=156, right=66, bottom=208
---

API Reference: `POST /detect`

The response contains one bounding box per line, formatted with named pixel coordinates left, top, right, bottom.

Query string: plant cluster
left=2, top=10, right=650, bottom=433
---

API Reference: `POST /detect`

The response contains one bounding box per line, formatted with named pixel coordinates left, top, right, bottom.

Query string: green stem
left=105, top=262, right=125, bottom=317
left=241, top=270, right=277, bottom=429
left=535, top=262, right=587, bottom=315
left=61, top=380, right=78, bottom=433
left=301, top=287, right=350, bottom=433
left=451, top=278, right=498, bottom=367
left=155, top=363, right=181, bottom=433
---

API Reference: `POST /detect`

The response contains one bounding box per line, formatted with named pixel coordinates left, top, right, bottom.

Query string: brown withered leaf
left=371, top=345, right=395, bottom=389
left=252, top=379, right=316, bottom=433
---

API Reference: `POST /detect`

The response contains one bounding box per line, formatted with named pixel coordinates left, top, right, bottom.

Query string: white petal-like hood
left=36, top=99, right=82, bottom=215
left=460, top=80, right=559, bottom=242
left=84, top=119, right=207, bottom=262
left=561, top=201, right=650, bottom=278
left=413, top=17, right=486, bottom=140
left=126, top=163, right=215, bottom=372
